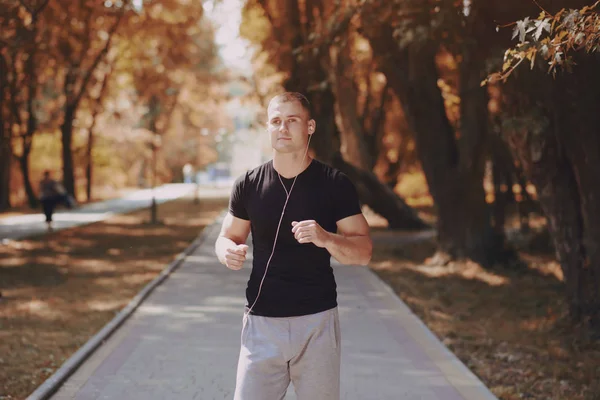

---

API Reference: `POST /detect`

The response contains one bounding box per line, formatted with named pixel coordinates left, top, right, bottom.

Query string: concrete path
left=41, top=217, right=498, bottom=400
left=0, top=184, right=229, bottom=242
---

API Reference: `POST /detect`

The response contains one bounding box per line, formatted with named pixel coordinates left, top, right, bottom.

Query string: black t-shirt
left=229, top=158, right=362, bottom=317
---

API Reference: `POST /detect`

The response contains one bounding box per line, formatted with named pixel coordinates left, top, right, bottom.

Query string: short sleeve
left=332, top=173, right=362, bottom=222
left=229, top=173, right=250, bottom=220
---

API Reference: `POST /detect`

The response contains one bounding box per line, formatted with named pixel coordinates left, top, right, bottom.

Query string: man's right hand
left=225, top=244, right=249, bottom=270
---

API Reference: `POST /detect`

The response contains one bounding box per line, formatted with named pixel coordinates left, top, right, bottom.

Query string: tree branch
left=17, top=0, right=51, bottom=19
left=72, top=11, right=124, bottom=108
left=77, top=1, right=96, bottom=70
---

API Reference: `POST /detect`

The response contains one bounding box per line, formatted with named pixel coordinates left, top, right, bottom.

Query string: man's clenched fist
left=225, top=244, right=249, bottom=270
left=291, top=220, right=330, bottom=248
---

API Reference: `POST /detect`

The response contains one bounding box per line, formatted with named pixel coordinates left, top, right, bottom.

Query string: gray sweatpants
left=234, top=307, right=341, bottom=400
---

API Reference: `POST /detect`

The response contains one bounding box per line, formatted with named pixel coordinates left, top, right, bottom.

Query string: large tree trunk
left=363, top=23, right=506, bottom=265
left=451, top=33, right=507, bottom=263
left=332, top=152, right=428, bottom=230
left=506, top=116, right=590, bottom=328
left=328, top=44, right=373, bottom=169
left=554, top=58, right=600, bottom=332
left=503, top=55, right=600, bottom=333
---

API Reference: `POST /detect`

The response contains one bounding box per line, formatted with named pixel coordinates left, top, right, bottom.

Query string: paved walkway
left=0, top=184, right=229, bottom=242
left=40, top=216, right=498, bottom=400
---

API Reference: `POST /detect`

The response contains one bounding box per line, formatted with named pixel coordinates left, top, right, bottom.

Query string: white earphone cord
left=244, top=132, right=313, bottom=321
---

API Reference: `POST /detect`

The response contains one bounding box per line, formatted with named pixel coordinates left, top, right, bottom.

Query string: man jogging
left=215, top=92, right=372, bottom=400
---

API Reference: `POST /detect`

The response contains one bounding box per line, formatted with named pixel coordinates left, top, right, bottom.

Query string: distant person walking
left=38, top=170, right=73, bottom=231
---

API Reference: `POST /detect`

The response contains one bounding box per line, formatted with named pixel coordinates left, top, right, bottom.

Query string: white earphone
left=243, top=124, right=313, bottom=326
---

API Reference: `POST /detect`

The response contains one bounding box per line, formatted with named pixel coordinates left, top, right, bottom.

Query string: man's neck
left=272, top=151, right=313, bottom=179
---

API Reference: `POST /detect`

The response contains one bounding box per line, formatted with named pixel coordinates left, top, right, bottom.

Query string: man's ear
left=308, top=119, right=316, bottom=135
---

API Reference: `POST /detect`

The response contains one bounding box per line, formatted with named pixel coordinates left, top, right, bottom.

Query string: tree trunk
left=18, top=147, right=37, bottom=208
left=328, top=44, right=373, bottom=169
left=0, top=140, right=10, bottom=211
left=505, top=117, right=588, bottom=326
left=86, top=66, right=112, bottom=202
left=23, top=27, right=39, bottom=209
left=61, top=103, right=76, bottom=198
left=0, top=51, right=10, bottom=211
left=85, top=127, right=93, bottom=202
left=59, top=10, right=121, bottom=200
left=502, top=56, right=600, bottom=333
left=0, top=120, right=10, bottom=211
left=553, top=58, right=600, bottom=332
left=363, top=24, right=506, bottom=265
left=332, top=152, right=428, bottom=230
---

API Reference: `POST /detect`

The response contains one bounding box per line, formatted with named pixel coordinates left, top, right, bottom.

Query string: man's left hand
left=291, top=220, right=330, bottom=248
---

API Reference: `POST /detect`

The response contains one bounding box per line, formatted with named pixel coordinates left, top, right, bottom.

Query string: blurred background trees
left=0, top=0, right=224, bottom=208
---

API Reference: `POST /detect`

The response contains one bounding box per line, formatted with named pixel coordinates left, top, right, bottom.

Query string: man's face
left=267, top=100, right=314, bottom=154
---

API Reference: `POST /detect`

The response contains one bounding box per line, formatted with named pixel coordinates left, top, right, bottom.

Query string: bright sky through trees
left=204, top=0, right=252, bottom=72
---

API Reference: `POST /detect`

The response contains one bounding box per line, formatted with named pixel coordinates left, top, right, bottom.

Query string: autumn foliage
left=0, top=0, right=226, bottom=208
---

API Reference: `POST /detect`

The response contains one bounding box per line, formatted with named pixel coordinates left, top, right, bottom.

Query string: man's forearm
left=324, top=232, right=372, bottom=265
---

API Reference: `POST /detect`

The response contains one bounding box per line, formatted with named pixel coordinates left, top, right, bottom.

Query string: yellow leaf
left=525, top=48, right=536, bottom=61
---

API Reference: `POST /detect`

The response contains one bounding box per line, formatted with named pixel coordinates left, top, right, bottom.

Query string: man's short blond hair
left=268, top=92, right=312, bottom=118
